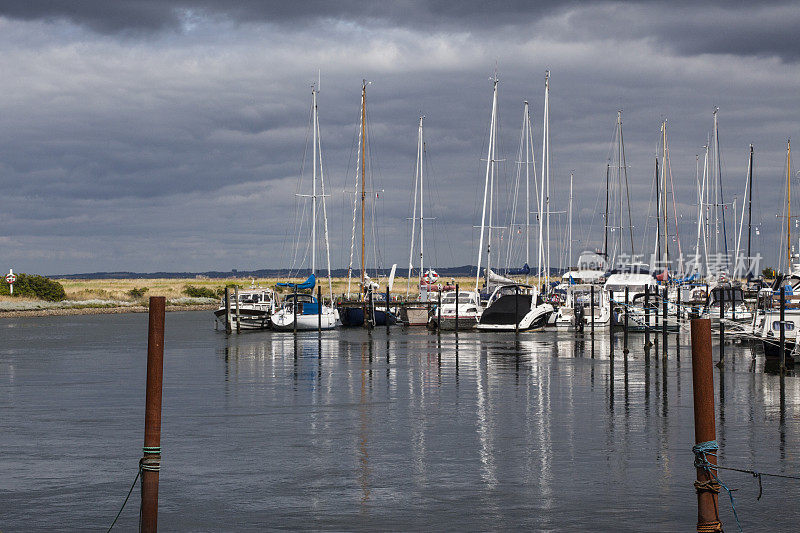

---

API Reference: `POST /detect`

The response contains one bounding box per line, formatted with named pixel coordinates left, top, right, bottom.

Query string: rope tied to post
left=107, top=446, right=163, bottom=531
left=693, top=440, right=742, bottom=532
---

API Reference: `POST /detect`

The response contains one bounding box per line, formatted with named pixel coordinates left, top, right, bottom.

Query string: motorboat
left=477, top=284, right=553, bottom=331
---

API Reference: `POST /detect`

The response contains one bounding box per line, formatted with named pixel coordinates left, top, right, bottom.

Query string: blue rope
left=693, top=440, right=742, bottom=532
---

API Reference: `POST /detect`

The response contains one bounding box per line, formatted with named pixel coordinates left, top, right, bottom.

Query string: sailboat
left=337, top=80, right=398, bottom=327
left=402, top=115, right=440, bottom=326
left=476, top=72, right=553, bottom=332
left=756, top=140, right=800, bottom=361
left=271, top=82, right=337, bottom=331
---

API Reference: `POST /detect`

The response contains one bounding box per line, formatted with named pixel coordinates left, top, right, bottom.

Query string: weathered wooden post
left=437, top=289, right=442, bottom=335
left=234, top=287, right=241, bottom=333
left=690, top=318, right=722, bottom=533
left=317, top=285, right=322, bottom=334
left=662, top=287, right=668, bottom=345
left=514, top=285, right=520, bottom=335
left=455, top=283, right=460, bottom=333
left=386, top=286, right=391, bottom=334
left=224, top=287, right=232, bottom=334
left=142, top=296, right=165, bottom=533
left=676, top=286, right=682, bottom=321
left=780, top=285, right=786, bottom=371
left=623, top=286, right=629, bottom=353
left=590, top=285, right=595, bottom=335
left=293, top=284, right=298, bottom=335
left=644, top=285, right=650, bottom=345
left=718, top=288, right=725, bottom=364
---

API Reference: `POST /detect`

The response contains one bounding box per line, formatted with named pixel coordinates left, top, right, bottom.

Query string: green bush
left=763, top=267, right=777, bottom=279
left=127, top=287, right=149, bottom=299
left=0, top=273, right=66, bottom=301
left=183, top=285, right=218, bottom=298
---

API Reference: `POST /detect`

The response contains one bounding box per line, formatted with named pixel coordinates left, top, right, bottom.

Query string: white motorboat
left=214, top=285, right=276, bottom=331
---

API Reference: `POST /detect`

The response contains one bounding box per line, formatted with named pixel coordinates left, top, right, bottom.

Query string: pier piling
left=718, top=289, right=725, bottom=365
left=224, top=287, right=232, bottom=334
left=590, top=285, right=595, bottom=335
left=293, top=284, right=298, bottom=335
left=514, top=285, right=519, bottom=336
left=318, top=285, right=322, bottom=334
left=623, top=287, right=629, bottom=354
left=644, top=285, right=650, bottom=346
left=690, top=318, right=722, bottom=533
left=455, top=284, right=460, bottom=333
left=234, top=287, right=240, bottom=333
left=780, top=286, right=786, bottom=371
left=142, top=296, right=165, bottom=533
left=662, top=287, right=668, bottom=346
left=386, top=286, right=390, bottom=335
left=438, top=290, right=442, bottom=336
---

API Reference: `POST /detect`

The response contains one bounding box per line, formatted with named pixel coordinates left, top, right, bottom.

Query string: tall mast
left=654, top=155, right=660, bottom=263
left=568, top=172, right=573, bottom=268
left=406, top=117, right=421, bottom=296
left=360, top=80, right=367, bottom=287
left=662, top=120, right=669, bottom=267
left=694, top=153, right=703, bottom=274
left=476, top=74, right=499, bottom=293
left=539, top=70, right=550, bottom=288
left=788, top=139, right=792, bottom=273
left=525, top=101, right=531, bottom=273
left=603, top=163, right=609, bottom=258
left=747, top=144, right=754, bottom=276
left=311, top=85, right=317, bottom=276
left=619, top=110, right=634, bottom=256
left=419, top=116, right=425, bottom=278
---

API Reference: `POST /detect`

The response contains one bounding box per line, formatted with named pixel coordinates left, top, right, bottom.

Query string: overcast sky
left=1, top=1, right=798, bottom=275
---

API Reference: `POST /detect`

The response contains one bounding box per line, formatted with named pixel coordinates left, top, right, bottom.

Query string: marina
left=2, top=311, right=800, bottom=530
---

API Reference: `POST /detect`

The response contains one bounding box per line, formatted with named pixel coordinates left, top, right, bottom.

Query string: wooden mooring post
left=224, top=287, right=232, bottom=334
left=234, top=287, right=241, bottom=333
left=142, top=297, right=165, bottom=533
left=455, top=283, right=460, bottom=333
left=317, top=285, right=322, bottom=334
left=590, top=285, right=595, bottom=335
left=662, top=286, right=668, bottom=346
left=720, top=288, right=725, bottom=361
left=644, top=285, right=650, bottom=346
left=386, top=286, right=391, bottom=335
left=623, top=287, right=629, bottom=354
left=690, top=318, right=722, bottom=533
left=437, top=289, right=442, bottom=336
left=780, top=286, right=786, bottom=371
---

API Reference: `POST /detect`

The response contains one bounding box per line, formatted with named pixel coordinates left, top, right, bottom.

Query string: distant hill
left=53, top=265, right=481, bottom=279
left=51, top=265, right=565, bottom=279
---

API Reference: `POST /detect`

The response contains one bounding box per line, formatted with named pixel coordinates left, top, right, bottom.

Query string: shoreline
left=0, top=304, right=217, bottom=319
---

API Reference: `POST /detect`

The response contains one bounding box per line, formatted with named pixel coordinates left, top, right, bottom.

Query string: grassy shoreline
left=0, top=275, right=494, bottom=318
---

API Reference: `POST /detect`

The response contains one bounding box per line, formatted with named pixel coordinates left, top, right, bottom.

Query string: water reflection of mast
left=476, top=343, right=497, bottom=487
left=359, top=342, right=371, bottom=509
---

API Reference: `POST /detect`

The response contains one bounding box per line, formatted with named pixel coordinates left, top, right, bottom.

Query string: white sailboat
left=476, top=72, right=553, bottom=332
left=272, top=82, right=337, bottom=330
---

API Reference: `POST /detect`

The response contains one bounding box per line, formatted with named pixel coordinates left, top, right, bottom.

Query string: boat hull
left=270, top=309, right=337, bottom=331
left=338, top=305, right=397, bottom=327
left=214, top=308, right=271, bottom=330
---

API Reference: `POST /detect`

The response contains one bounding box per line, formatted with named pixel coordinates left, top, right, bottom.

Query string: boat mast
left=539, top=71, right=550, bottom=289
left=788, top=139, right=792, bottom=273
left=747, top=144, right=753, bottom=277
left=312, top=85, right=317, bottom=277
left=406, top=117, right=421, bottom=297
left=476, top=74, right=498, bottom=293
left=360, top=80, right=367, bottom=289
left=525, top=101, right=531, bottom=278
left=654, top=154, right=660, bottom=264
left=568, top=171, right=573, bottom=268
left=694, top=153, right=703, bottom=275
left=419, top=116, right=425, bottom=279
left=603, top=163, right=609, bottom=259
left=662, top=120, right=669, bottom=269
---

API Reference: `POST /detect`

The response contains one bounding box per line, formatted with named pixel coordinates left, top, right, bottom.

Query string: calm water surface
left=1, top=311, right=799, bottom=531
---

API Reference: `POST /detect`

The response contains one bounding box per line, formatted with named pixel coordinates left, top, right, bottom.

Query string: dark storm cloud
left=0, top=2, right=798, bottom=274
left=3, top=1, right=799, bottom=61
